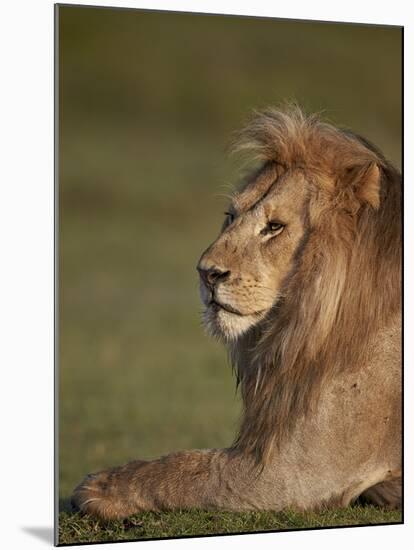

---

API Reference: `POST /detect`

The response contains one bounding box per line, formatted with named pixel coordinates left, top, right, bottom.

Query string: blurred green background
left=58, top=5, right=401, bottom=501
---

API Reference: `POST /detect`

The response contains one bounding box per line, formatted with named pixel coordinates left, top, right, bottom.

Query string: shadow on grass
left=60, top=498, right=73, bottom=514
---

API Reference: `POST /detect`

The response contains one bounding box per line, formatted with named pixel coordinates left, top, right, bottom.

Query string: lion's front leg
left=72, top=449, right=254, bottom=519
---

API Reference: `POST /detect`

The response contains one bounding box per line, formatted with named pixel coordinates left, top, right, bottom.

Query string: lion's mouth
left=209, top=299, right=267, bottom=318
left=209, top=299, right=244, bottom=316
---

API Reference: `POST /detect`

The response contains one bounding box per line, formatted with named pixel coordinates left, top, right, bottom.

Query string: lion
left=72, top=106, right=401, bottom=519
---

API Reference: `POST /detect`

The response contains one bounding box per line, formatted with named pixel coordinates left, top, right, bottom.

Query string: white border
left=0, top=1, right=411, bottom=549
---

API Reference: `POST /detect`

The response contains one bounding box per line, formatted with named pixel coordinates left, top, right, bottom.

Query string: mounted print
left=56, top=3, right=402, bottom=545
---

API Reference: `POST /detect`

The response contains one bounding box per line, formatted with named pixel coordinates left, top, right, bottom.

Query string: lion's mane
left=229, top=107, right=401, bottom=463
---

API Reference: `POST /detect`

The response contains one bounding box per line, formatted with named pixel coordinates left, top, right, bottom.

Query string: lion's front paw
left=71, top=469, right=135, bottom=520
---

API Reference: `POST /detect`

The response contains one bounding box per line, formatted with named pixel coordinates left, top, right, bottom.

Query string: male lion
left=72, top=107, right=401, bottom=519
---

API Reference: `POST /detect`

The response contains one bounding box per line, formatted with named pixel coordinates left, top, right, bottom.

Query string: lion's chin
left=202, top=305, right=263, bottom=342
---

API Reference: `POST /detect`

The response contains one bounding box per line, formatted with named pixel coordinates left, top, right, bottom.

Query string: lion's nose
left=197, top=266, right=230, bottom=287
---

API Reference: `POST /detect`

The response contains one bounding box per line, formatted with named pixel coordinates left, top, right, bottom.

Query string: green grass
left=58, top=5, right=402, bottom=545
left=58, top=504, right=401, bottom=545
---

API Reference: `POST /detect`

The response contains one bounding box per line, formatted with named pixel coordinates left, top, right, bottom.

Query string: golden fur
left=72, top=107, right=401, bottom=519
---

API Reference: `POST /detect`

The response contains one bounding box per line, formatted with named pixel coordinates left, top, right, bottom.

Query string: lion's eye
left=224, top=211, right=235, bottom=224
left=261, top=221, right=285, bottom=236
left=268, top=221, right=284, bottom=232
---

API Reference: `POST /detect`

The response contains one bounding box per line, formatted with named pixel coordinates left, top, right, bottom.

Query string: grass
left=58, top=503, right=401, bottom=545
left=58, top=6, right=402, bottom=545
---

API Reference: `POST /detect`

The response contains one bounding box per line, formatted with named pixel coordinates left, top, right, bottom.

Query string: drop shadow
left=22, top=499, right=75, bottom=545
left=22, top=526, right=54, bottom=545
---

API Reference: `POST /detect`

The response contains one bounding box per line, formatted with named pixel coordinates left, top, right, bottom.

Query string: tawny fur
left=230, top=108, right=401, bottom=461
left=72, top=106, right=401, bottom=520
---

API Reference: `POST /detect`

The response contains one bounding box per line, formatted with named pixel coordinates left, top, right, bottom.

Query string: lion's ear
left=346, top=162, right=381, bottom=210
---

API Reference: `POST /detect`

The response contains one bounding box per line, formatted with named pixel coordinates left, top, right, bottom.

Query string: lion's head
left=198, top=107, right=387, bottom=342
left=197, top=159, right=309, bottom=340
left=197, top=106, right=401, bottom=461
